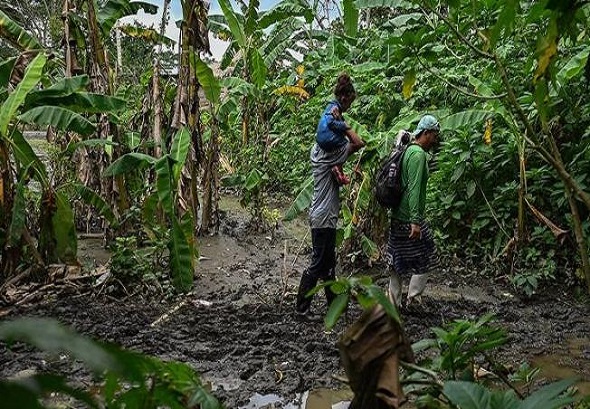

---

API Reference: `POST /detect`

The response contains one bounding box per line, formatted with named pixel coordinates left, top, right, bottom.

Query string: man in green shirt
left=386, top=115, right=441, bottom=307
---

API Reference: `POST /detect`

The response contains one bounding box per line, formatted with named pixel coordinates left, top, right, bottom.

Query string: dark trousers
left=296, top=228, right=337, bottom=313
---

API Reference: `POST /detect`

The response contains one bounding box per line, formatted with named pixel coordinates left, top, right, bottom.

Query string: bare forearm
left=346, top=129, right=365, bottom=153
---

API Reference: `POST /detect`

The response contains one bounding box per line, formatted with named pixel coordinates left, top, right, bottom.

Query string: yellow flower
left=295, top=64, right=304, bottom=75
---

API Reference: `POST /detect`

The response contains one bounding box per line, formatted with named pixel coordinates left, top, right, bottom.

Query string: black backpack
left=374, top=134, right=411, bottom=209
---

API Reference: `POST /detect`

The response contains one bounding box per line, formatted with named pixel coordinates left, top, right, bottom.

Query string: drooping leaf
left=402, top=68, right=416, bottom=99
left=360, top=234, right=379, bottom=261
left=169, top=127, right=191, bottom=182
left=218, top=0, right=247, bottom=48
left=53, top=190, right=77, bottom=263
left=73, top=183, right=117, bottom=227
left=283, top=176, right=313, bottom=221
left=259, top=0, right=314, bottom=28
left=0, top=53, right=46, bottom=136
left=169, top=216, right=194, bottom=292
left=97, top=0, right=158, bottom=36
left=118, top=24, right=175, bottom=47
left=26, top=75, right=89, bottom=101
left=248, top=48, right=268, bottom=88
left=244, top=168, right=263, bottom=191
left=367, top=285, right=400, bottom=323
left=27, top=93, right=126, bottom=114
left=324, top=293, right=349, bottom=330
left=19, top=105, right=94, bottom=136
left=103, top=153, right=156, bottom=177
left=194, top=59, right=221, bottom=105
left=534, top=17, right=558, bottom=82
left=9, top=129, right=48, bottom=184
left=0, top=10, right=42, bottom=50
left=8, top=177, right=26, bottom=246
left=155, top=156, right=174, bottom=216
left=262, top=18, right=304, bottom=67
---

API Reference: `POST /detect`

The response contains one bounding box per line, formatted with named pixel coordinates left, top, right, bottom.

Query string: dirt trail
left=1, top=203, right=589, bottom=408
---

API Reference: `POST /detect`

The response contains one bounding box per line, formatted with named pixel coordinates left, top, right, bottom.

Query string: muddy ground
left=1, top=201, right=590, bottom=408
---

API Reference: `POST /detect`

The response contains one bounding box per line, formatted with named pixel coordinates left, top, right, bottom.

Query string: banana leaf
left=18, top=106, right=96, bottom=136
left=0, top=53, right=46, bottom=136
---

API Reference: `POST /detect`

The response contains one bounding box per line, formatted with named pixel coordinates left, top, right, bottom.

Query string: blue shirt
left=316, top=100, right=349, bottom=151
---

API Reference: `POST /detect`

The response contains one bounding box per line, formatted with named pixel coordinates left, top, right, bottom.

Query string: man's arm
left=406, top=151, right=427, bottom=239
left=346, top=128, right=365, bottom=153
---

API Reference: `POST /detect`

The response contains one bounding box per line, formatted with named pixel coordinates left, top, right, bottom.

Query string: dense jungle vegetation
left=1, top=0, right=589, bottom=407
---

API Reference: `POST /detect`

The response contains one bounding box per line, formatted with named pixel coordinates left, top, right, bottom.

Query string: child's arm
left=326, top=105, right=349, bottom=133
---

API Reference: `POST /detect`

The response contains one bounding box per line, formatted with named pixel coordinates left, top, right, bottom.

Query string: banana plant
left=0, top=45, right=126, bottom=280
left=104, top=127, right=196, bottom=293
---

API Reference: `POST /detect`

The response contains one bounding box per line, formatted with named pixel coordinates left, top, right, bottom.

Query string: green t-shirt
left=391, top=144, right=428, bottom=224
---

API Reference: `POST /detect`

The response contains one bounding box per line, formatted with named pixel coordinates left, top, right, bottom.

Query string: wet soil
left=1, top=200, right=590, bottom=408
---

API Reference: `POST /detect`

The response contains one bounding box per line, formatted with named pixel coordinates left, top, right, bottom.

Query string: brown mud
left=1, top=199, right=590, bottom=408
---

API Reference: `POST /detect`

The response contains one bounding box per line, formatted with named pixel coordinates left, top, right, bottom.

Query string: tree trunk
left=0, top=139, right=20, bottom=281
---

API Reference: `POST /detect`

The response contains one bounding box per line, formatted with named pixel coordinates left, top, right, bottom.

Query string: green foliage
left=0, top=318, right=223, bottom=409
left=103, top=127, right=197, bottom=293
left=309, top=275, right=400, bottom=330
left=443, top=379, right=577, bottom=409
left=415, top=314, right=507, bottom=380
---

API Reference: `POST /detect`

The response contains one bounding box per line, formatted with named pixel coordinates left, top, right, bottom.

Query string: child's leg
left=331, top=164, right=350, bottom=185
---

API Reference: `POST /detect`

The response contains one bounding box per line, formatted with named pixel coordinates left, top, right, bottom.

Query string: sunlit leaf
left=0, top=53, right=46, bottom=136
left=402, top=68, right=416, bottom=99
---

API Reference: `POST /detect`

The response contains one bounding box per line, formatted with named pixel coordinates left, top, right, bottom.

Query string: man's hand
left=346, top=128, right=365, bottom=153
left=409, top=223, right=422, bottom=239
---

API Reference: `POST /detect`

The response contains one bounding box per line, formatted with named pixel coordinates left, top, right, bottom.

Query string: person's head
left=412, top=115, right=440, bottom=151
left=334, top=73, right=356, bottom=112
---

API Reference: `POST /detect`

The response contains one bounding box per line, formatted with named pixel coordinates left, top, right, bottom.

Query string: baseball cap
left=412, top=115, right=440, bottom=137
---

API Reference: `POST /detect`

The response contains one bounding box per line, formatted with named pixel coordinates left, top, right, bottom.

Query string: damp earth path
left=1, top=209, right=589, bottom=408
